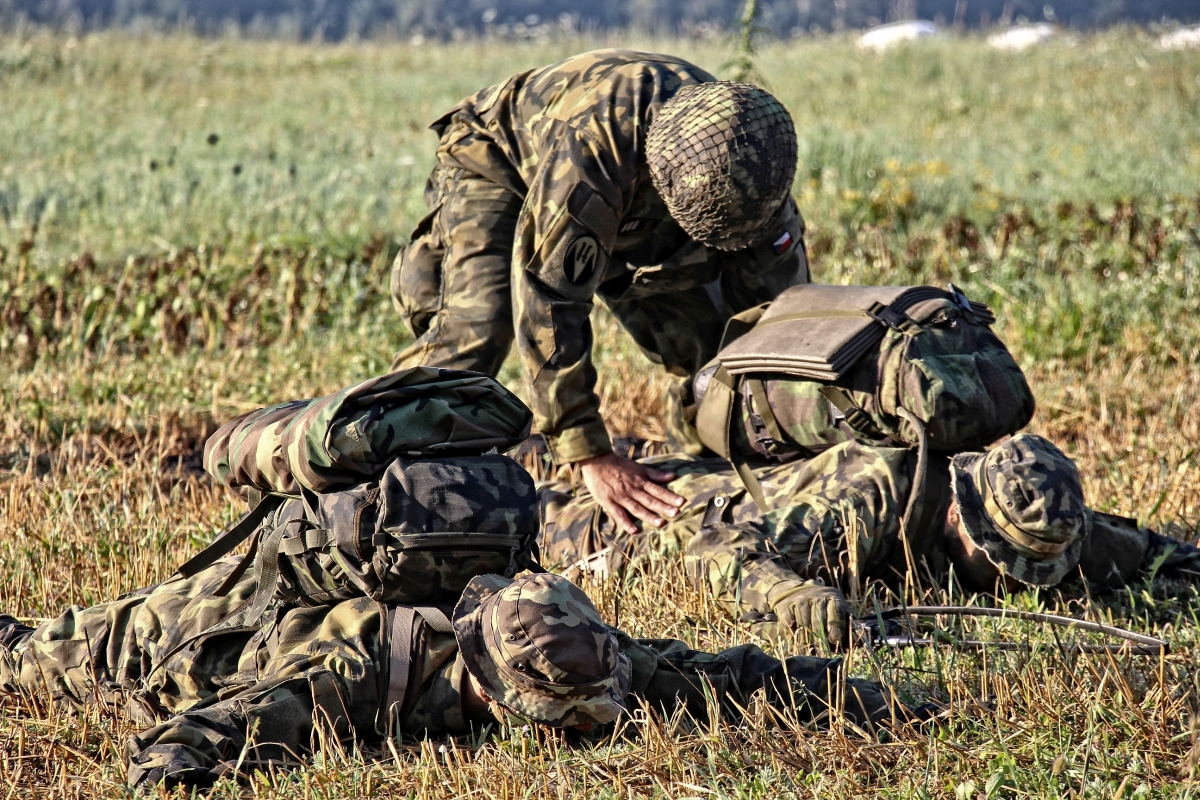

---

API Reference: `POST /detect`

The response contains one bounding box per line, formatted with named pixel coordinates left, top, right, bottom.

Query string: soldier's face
left=943, top=501, right=1024, bottom=594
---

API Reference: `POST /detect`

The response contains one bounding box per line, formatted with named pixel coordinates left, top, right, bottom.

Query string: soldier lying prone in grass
left=540, top=434, right=1198, bottom=647
left=0, top=569, right=913, bottom=790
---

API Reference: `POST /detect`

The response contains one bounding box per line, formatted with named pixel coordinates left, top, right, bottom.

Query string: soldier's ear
left=945, top=498, right=961, bottom=529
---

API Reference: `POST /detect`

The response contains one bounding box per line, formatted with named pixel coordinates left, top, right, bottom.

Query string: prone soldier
left=0, top=567, right=906, bottom=789
left=540, top=433, right=1199, bottom=646
left=391, top=49, right=808, bottom=535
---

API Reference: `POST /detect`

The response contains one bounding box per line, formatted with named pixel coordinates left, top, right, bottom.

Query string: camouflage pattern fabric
left=539, top=438, right=1199, bottom=629
left=0, top=559, right=392, bottom=788
left=272, top=454, right=539, bottom=606
left=453, top=573, right=631, bottom=726
left=390, top=49, right=808, bottom=464
left=0, top=564, right=909, bottom=789
left=951, top=433, right=1087, bottom=586
left=203, top=367, right=533, bottom=494
left=646, top=82, right=797, bottom=250
left=696, top=290, right=1035, bottom=465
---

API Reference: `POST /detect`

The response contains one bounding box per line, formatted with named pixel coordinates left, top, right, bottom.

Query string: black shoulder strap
left=176, top=494, right=285, bottom=579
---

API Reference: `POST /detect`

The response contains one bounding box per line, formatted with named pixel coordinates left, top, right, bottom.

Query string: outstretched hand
left=771, top=580, right=850, bottom=650
left=578, top=452, right=684, bottom=534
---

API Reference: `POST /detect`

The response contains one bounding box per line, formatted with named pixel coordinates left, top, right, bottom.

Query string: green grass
left=1, top=26, right=1199, bottom=799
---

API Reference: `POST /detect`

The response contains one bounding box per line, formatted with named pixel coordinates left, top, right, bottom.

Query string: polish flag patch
left=772, top=231, right=793, bottom=255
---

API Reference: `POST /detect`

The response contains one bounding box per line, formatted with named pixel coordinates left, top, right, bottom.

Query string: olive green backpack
left=694, top=284, right=1035, bottom=508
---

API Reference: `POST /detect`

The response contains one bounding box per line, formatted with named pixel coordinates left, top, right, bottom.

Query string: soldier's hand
left=578, top=452, right=684, bottom=534
left=770, top=580, right=850, bottom=650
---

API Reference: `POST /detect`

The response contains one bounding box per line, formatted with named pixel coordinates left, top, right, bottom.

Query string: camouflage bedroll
left=695, top=283, right=1035, bottom=464
left=203, top=366, right=534, bottom=494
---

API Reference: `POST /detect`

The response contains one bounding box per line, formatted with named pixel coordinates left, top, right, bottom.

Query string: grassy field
left=1, top=27, right=1199, bottom=798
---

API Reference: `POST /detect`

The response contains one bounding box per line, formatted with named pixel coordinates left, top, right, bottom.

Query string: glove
left=768, top=580, right=850, bottom=650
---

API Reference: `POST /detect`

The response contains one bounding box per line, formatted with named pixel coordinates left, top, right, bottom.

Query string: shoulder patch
left=567, top=184, right=619, bottom=246
left=564, top=236, right=601, bottom=285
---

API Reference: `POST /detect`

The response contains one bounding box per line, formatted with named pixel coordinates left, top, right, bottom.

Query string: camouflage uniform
left=0, top=567, right=899, bottom=789
left=390, top=49, right=809, bottom=463
left=540, top=436, right=1200, bottom=635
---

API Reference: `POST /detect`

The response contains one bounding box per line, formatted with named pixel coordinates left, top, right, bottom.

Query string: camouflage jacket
left=0, top=558, right=889, bottom=788
left=432, top=49, right=808, bottom=462
left=540, top=441, right=1197, bottom=629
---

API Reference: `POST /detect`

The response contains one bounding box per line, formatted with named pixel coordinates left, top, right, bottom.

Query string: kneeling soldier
left=541, top=433, right=1198, bottom=646
left=391, top=49, right=809, bottom=538
left=0, top=568, right=904, bottom=789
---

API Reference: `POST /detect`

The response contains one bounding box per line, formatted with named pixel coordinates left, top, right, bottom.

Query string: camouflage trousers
left=0, top=559, right=388, bottom=788
left=0, top=559, right=259, bottom=712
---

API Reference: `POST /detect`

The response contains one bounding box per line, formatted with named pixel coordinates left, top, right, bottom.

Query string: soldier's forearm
left=1142, top=530, right=1200, bottom=576
left=544, top=420, right=613, bottom=464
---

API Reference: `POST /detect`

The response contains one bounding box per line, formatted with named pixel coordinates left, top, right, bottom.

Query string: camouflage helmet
left=646, top=81, right=797, bottom=251
left=452, top=573, right=630, bottom=727
left=950, top=433, right=1086, bottom=587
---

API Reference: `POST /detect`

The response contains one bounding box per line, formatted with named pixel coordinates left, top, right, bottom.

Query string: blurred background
left=1, top=0, right=1198, bottom=40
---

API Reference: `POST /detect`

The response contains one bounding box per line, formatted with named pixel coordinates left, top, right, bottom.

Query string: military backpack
left=694, top=283, right=1035, bottom=508
left=175, top=367, right=541, bottom=635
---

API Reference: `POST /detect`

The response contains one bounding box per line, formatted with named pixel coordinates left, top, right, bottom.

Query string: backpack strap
left=384, top=606, right=418, bottom=735
left=176, top=494, right=285, bottom=579
left=380, top=604, right=454, bottom=736
left=279, top=527, right=331, bottom=556
left=818, top=386, right=884, bottom=438
left=413, top=606, right=454, bottom=633
left=895, top=407, right=927, bottom=595
left=744, top=378, right=820, bottom=460
left=694, top=365, right=771, bottom=514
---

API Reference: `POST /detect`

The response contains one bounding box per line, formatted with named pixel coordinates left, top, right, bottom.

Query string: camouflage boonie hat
left=646, top=81, right=797, bottom=251
left=452, top=573, right=630, bottom=727
left=950, top=433, right=1086, bottom=587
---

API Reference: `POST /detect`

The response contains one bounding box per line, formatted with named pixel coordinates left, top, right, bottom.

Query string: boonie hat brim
left=452, top=575, right=630, bottom=727
left=950, top=452, right=1082, bottom=587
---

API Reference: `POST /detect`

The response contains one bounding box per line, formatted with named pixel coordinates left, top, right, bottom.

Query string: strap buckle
left=867, top=301, right=921, bottom=334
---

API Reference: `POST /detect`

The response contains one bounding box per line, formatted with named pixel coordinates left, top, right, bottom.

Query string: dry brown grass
left=1, top=336, right=1199, bottom=798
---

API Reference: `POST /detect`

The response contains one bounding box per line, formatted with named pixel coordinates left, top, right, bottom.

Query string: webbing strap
left=705, top=366, right=770, bottom=514
left=895, top=407, right=926, bottom=596
left=694, top=364, right=738, bottom=459
left=413, top=606, right=454, bottom=634
left=279, top=527, right=331, bottom=556
left=818, top=386, right=883, bottom=438
left=746, top=379, right=787, bottom=445
left=176, top=495, right=284, bottom=579
left=226, top=521, right=290, bottom=631
left=744, top=379, right=820, bottom=460
left=212, top=532, right=260, bottom=598
left=386, top=606, right=418, bottom=734
left=197, top=519, right=292, bottom=642
left=733, top=457, right=770, bottom=514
